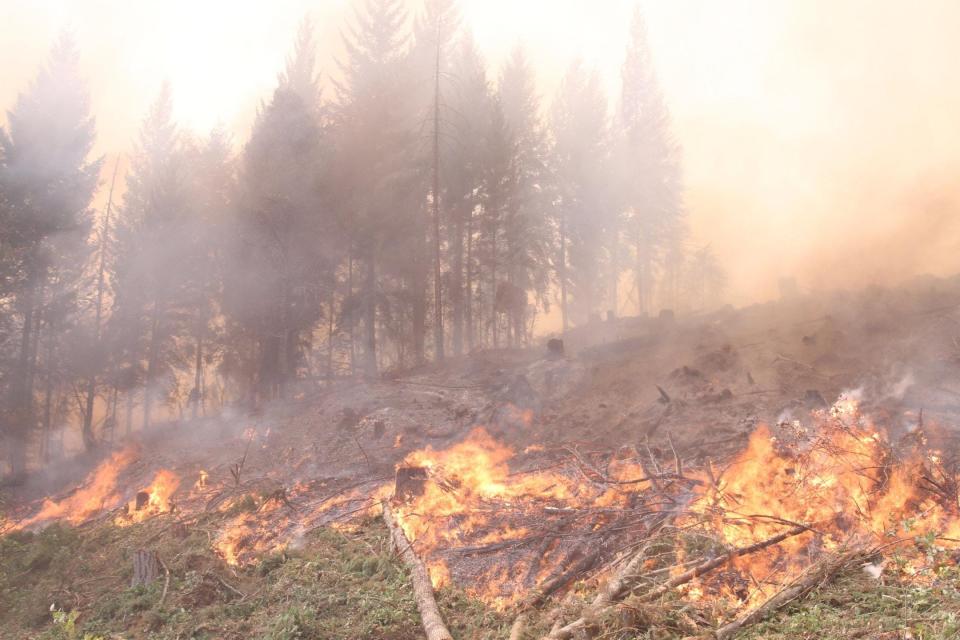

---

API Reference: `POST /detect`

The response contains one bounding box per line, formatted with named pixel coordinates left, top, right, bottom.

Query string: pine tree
left=332, top=0, right=416, bottom=375
left=0, top=33, right=100, bottom=473
left=497, top=46, right=552, bottom=344
left=443, top=31, right=490, bottom=355
left=111, top=83, right=194, bottom=429
left=616, top=6, right=683, bottom=315
left=550, top=61, right=611, bottom=330
left=225, top=79, right=325, bottom=402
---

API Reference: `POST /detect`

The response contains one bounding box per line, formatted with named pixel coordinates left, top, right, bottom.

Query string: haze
left=4, top=0, right=959, bottom=303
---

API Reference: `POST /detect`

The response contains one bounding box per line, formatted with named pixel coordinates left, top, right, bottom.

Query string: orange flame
left=16, top=447, right=138, bottom=528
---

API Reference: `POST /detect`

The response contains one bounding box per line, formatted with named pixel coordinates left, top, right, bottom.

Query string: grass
left=4, top=514, right=960, bottom=639
left=0, top=514, right=511, bottom=640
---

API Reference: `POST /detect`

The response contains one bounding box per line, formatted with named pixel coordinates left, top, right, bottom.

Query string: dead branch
left=544, top=526, right=808, bottom=640
left=656, top=385, right=672, bottom=404
left=540, top=514, right=675, bottom=640
left=522, top=544, right=601, bottom=609
left=713, top=545, right=870, bottom=639
left=382, top=500, right=453, bottom=640
left=230, top=433, right=255, bottom=486
left=639, top=526, right=808, bottom=603
left=158, top=556, right=171, bottom=607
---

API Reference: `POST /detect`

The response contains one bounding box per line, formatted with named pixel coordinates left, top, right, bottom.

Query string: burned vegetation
left=3, top=2, right=960, bottom=640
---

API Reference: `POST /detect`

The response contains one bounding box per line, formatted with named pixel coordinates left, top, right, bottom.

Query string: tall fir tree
left=550, top=61, right=611, bottom=330
left=0, top=33, right=100, bottom=473
left=332, top=0, right=417, bottom=375
left=616, top=5, right=684, bottom=315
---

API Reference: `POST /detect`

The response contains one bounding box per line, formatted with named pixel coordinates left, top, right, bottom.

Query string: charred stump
left=131, top=549, right=160, bottom=587
left=395, top=466, right=429, bottom=502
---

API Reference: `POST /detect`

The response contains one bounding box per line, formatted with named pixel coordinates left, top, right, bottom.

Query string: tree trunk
left=431, top=32, right=445, bottom=363
left=143, top=301, right=162, bottom=430
left=465, top=211, right=474, bottom=351
left=41, top=317, right=56, bottom=463
left=191, top=327, right=203, bottom=419
left=131, top=549, right=160, bottom=587
left=559, top=211, right=568, bottom=334
left=9, top=274, right=37, bottom=475
left=363, top=250, right=378, bottom=377
left=451, top=205, right=464, bottom=357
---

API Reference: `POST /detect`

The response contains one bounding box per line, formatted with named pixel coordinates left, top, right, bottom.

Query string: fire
left=16, top=447, right=138, bottom=528
left=194, top=470, right=209, bottom=490
left=116, top=469, right=181, bottom=525
left=685, top=394, right=960, bottom=606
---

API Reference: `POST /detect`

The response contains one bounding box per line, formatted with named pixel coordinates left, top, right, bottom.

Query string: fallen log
left=713, top=545, right=870, bottom=640
left=544, top=526, right=808, bottom=640
left=382, top=501, right=453, bottom=640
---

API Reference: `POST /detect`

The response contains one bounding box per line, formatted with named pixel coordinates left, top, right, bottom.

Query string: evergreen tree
left=443, top=31, right=490, bottom=354
left=496, top=46, right=552, bottom=344
left=111, top=83, right=194, bottom=429
left=550, top=61, right=611, bottom=330
left=616, top=6, right=683, bottom=315
left=225, top=80, right=325, bottom=402
left=332, top=0, right=416, bottom=375
left=0, top=33, right=100, bottom=473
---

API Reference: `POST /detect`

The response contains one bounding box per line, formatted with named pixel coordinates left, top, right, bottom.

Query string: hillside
left=4, top=278, right=960, bottom=639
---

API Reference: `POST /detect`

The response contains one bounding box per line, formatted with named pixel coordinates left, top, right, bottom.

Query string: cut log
left=713, top=545, right=870, bottom=640
left=382, top=501, right=453, bottom=640
left=131, top=549, right=160, bottom=587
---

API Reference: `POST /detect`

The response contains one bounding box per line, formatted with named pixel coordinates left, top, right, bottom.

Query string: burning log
left=382, top=500, right=453, bottom=640
left=131, top=549, right=161, bottom=587
left=713, top=544, right=871, bottom=640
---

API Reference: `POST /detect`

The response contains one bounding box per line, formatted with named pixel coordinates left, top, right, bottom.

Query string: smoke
left=680, top=0, right=960, bottom=303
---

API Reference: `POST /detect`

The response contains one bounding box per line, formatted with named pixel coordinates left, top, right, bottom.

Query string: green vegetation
left=4, top=516, right=960, bottom=639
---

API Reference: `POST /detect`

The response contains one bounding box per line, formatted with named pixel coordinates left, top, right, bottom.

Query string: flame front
left=16, top=447, right=138, bottom=528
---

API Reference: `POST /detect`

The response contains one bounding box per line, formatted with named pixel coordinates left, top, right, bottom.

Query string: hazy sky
left=3, top=0, right=959, bottom=304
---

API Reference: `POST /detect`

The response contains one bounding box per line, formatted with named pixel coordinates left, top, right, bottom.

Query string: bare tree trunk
left=143, top=301, right=161, bottom=430
left=559, top=211, right=568, bottom=334
left=125, top=389, right=134, bottom=436
left=490, top=214, right=499, bottom=349
left=465, top=210, right=474, bottom=351
left=347, top=250, right=356, bottom=376
left=326, top=282, right=337, bottom=380
left=9, top=271, right=37, bottom=475
left=451, top=205, right=464, bottom=357
left=83, top=158, right=119, bottom=447
left=191, top=329, right=203, bottom=419
left=363, top=250, right=378, bottom=377
left=41, top=324, right=55, bottom=465
left=431, top=32, right=445, bottom=363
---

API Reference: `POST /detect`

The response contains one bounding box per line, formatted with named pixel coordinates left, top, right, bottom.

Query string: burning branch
left=382, top=500, right=453, bottom=640
left=713, top=543, right=871, bottom=639
left=230, top=432, right=255, bottom=486
left=544, top=525, right=809, bottom=640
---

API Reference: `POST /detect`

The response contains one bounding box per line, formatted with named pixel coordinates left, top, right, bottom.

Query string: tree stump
left=394, top=467, right=428, bottom=502
left=131, top=549, right=160, bottom=587
left=134, top=491, right=151, bottom=511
